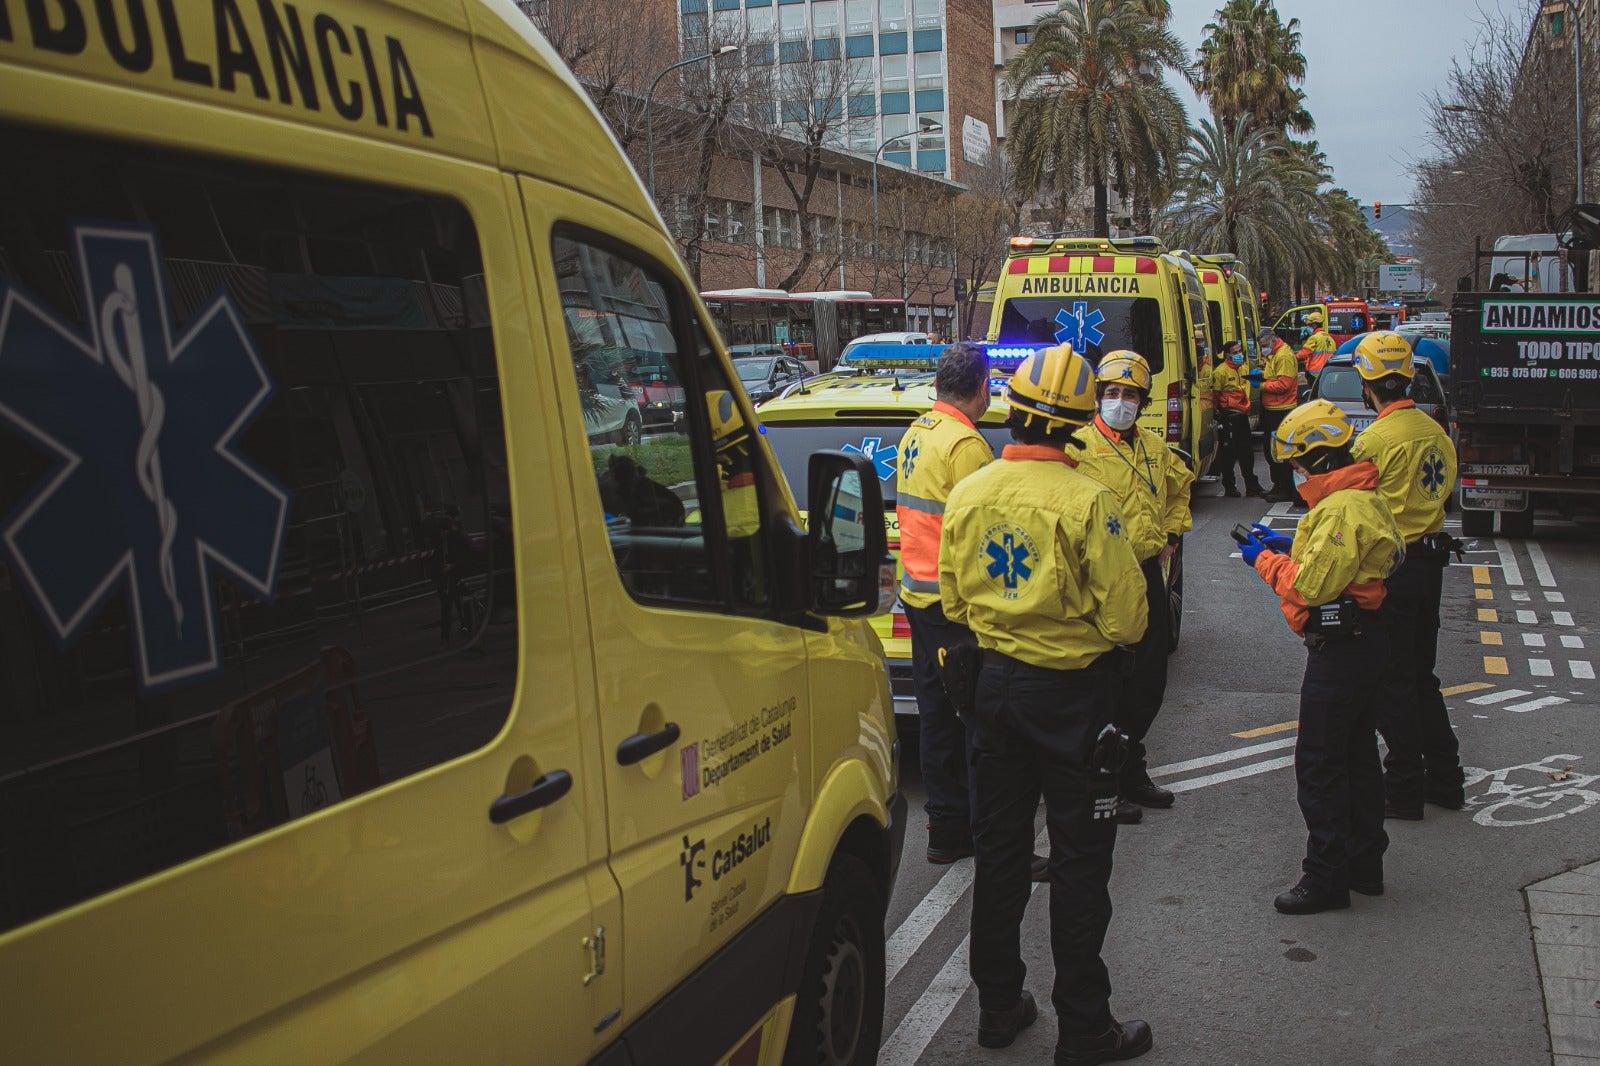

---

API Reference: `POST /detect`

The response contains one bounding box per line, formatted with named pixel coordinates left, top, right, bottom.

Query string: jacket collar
left=1376, top=398, right=1416, bottom=422
left=931, top=399, right=977, bottom=429
left=1299, top=460, right=1380, bottom=508
left=1093, top=414, right=1137, bottom=444
left=1002, top=443, right=1078, bottom=467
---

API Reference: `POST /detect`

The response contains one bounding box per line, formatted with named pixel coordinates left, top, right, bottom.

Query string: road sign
left=961, top=116, right=991, bottom=167
left=1379, top=264, right=1423, bottom=292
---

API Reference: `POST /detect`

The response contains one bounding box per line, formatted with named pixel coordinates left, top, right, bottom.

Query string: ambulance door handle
left=489, top=769, right=573, bottom=824
left=616, top=722, right=681, bottom=766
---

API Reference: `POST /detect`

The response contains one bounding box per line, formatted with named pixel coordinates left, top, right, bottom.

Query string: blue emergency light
left=836, top=342, right=1045, bottom=374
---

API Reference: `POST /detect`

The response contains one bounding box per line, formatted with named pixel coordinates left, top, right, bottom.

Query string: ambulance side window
left=551, top=235, right=769, bottom=611
left=0, top=123, right=518, bottom=934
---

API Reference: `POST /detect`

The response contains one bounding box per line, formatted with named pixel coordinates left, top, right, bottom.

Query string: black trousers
left=1219, top=410, right=1261, bottom=491
left=905, top=600, right=976, bottom=830
left=1296, top=626, right=1389, bottom=891
left=968, top=651, right=1118, bottom=1037
left=1117, top=558, right=1170, bottom=791
left=1375, top=547, right=1463, bottom=807
left=1259, top=406, right=1295, bottom=494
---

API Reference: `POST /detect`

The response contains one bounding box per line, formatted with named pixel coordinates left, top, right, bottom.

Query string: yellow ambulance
left=0, top=4, right=903, bottom=1063
left=985, top=235, right=1219, bottom=472
left=1188, top=252, right=1264, bottom=420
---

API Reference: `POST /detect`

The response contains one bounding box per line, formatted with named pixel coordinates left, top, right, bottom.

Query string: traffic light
left=1374, top=201, right=1382, bottom=220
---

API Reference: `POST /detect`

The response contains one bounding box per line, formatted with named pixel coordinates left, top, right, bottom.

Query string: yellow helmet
left=707, top=390, right=749, bottom=451
left=1003, top=344, right=1097, bottom=429
left=1094, top=350, right=1153, bottom=394
left=1271, top=399, right=1355, bottom=462
left=1306, top=308, right=1326, bottom=326
left=1352, top=330, right=1416, bottom=380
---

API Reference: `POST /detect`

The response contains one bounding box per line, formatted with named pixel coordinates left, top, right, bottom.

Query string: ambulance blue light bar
left=837, top=342, right=1046, bottom=373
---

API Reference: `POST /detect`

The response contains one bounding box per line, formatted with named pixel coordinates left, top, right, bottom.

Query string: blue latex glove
left=1239, top=533, right=1271, bottom=568
left=1247, top=369, right=1264, bottom=382
left=1251, top=522, right=1293, bottom=553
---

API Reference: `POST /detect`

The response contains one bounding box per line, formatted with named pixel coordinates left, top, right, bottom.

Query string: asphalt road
left=879, top=475, right=1600, bottom=1065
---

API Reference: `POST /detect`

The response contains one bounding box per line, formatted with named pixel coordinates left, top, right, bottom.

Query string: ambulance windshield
left=995, top=297, right=1165, bottom=372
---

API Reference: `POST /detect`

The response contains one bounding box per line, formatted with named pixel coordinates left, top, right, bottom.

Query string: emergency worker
left=1212, top=341, right=1264, bottom=498
left=1071, top=351, right=1194, bottom=823
left=1239, top=400, right=1406, bottom=914
left=1256, top=327, right=1300, bottom=502
left=940, top=345, right=1153, bottom=1063
left=1347, top=331, right=1465, bottom=817
left=1296, top=308, right=1337, bottom=378
left=897, top=343, right=1045, bottom=878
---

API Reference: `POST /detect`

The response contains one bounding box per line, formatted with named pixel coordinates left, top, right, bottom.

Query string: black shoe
left=1273, top=880, right=1351, bottom=915
left=927, top=822, right=975, bottom=864
left=1031, top=853, right=1050, bottom=883
left=1350, top=879, right=1384, bottom=896
left=1425, top=792, right=1465, bottom=810
left=1246, top=483, right=1268, bottom=497
left=978, top=990, right=1038, bottom=1049
left=1124, top=783, right=1175, bottom=810
left=1223, top=485, right=1242, bottom=498
left=1113, top=800, right=1144, bottom=825
left=1384, top=803, right=1424, bottom=821
left=1056, top=1019, right=1154, bottom=1064
left=1261, top=490, right=1295, bottom=503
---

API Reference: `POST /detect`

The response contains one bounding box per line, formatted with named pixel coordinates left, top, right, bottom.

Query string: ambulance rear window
left=994, top=297, right=1165, bottom=372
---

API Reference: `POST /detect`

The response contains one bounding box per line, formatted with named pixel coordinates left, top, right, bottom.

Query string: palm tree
left=1004, top=0, right=1190, bottom=237
left=1195, top=0, right=1313, bottom=137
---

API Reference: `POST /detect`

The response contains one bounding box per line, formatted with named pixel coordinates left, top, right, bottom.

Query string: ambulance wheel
left=785, top=854, right=885, bottom=1066
left=1460, top=508, right=1493, bottom=538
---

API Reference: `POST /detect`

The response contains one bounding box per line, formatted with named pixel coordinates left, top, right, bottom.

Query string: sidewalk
left=1530, top=860, right=1600, bottom=1062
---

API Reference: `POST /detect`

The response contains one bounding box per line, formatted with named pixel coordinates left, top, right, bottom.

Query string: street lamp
left=646, top=45, right=739, bottom=200
left=871, top=117, right=942, bottom=291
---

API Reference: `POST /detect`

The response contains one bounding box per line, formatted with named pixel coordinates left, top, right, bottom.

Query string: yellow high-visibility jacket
left=1070, top=416, right=1195, bottom=563
left=1213, top=360, right=1250, bottom=414
left=896, top=401, right=991, bottom=608
left=1261, top=340, right=1300, bottom=410
left=1350, top=399, right=1457, bottom=543
left=1253, top=462, right=1406, bottom=635
left=939, top=444, right=1147, bottom=671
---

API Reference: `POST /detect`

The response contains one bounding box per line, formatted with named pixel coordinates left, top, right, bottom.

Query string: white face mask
left=1099, top=397, right=1140, bottom=431
left=1293, top=469, right=1309, bottom=487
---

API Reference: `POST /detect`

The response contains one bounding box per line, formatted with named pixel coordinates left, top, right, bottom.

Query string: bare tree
left=519, top=0, right=673, bottom=152
left=947, top=159, right=1027, bottom=337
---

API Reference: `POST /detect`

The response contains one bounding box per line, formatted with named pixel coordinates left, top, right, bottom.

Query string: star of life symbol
left=1106, top=515, right=1123, bottom=537
left=1419, top=447, right=1448, bottom=499
left=1053, top=301, right=1106, bottom=353
left=0, top=222, right=289, bottom=692
left=900, top=437, right=920, bottom=480
left=843, top=435, right=899, bottom=481
left=982, top=524, right=1034, bottom=593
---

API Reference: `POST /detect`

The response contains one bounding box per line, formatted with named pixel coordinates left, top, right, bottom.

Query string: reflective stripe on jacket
left=1253, top=462, right=1406, bottom=634
left=940, top=444, right=1148, bottom=670
left=1213, top=361, right=1250, bottom=414
left=1350, top=400, right=1457, bottom=542
left=1069, top=417, right=1195, bottom=562
left=895, top=401, right=991, bottom=608
left=1261, top=340, right=1299, bottom=410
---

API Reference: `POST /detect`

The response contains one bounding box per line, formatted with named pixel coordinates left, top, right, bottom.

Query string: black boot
left=978, top=990, right=1038, bottom=1049
left=1273, top=878, right=1351, bottom=915
left=926, top=822, right=975, bottom=863
left=1056, top=1019, right=1154, bottom=1064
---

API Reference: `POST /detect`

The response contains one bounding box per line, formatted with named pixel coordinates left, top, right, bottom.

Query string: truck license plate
left=1462, top=463, right=1530, bottom=476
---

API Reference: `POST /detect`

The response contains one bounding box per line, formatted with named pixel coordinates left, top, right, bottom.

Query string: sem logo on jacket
left=979, top=522, right=1037, bottom=600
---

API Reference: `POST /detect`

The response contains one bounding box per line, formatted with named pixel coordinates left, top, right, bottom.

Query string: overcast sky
left=1166, top=0, right=1530, bottom=205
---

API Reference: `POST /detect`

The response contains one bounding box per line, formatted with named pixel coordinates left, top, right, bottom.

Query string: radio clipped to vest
left=1303, top=596, right=1364, bottom=638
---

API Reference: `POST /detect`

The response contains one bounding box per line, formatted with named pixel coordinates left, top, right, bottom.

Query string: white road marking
left=1517, top=610, right=1539, bottom=625
left=1470, top=688, right=1533, bottom=705
left=886, top=862, right=975, bottom=984
left=1553, top=612, right=1576, bottom=626
left=1168, top=755, right=1297, bottom=793
left=1473, top=714, right=1491, bottom=719
left=1504, top=696, right=1569, bottom=713
left=1573, top=662, right=1596, bottom=681
left=1149, top=736, right=1298, bottom=778
left=1494, top=539, right=1524, bottom=586
left=1523, top=633, right=1547, bottom=648
left=1562, top=635, right=1586, bottom=649
left=1526, top=540, right=1557, bottom=587
left=1531, top=659, right=1555, bottom=677
left=878, top=934, right=974, bottom=1066
left=1511, top=591, right=1531, bottom=602
left=1546, top=590, right=1567, bottom=603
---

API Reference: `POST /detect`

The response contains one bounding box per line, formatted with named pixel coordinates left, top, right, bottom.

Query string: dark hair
left=1303, top=443, right=1354, bottom=475
left=1007, top=408, right=1085, bottom=447
left=1367, top=372, right=1410, bottom=400
left=1223, top=340, right=1243, bottom=355
left=935, top=341, right=990, bottom=402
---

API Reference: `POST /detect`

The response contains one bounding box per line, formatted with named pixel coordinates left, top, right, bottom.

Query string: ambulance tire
left=1460, top=508, right=1494, bottom=538
left=785, top=854, right=885, bottom=1066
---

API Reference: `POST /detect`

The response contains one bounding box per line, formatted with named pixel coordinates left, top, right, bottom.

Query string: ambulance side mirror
left=807, top=451, right=891, bottom=616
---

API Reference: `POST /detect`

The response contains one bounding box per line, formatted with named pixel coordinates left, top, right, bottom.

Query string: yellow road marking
left=1484, top=656, right=1510, bottom=675
left=1473, top=566, right=1491, bottom=584
left=1475, top=588, right=1494, bottom=600
left=1480, top=630, right=1503, bottom=646
left=1478, top=608, right=1499, bottom=623
left=1231, top=721, right=1298, bottom=738
left=1442, top=682, right=1495, bottom=697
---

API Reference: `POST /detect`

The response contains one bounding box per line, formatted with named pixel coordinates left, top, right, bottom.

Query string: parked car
left=1309, top=353, right=1451, bottom=438
left=632, top=367, right=686, bottom=431
left=725, top=343, right=788, bottom=359
left=838, top=331, right=930, bottom=362
left=733, top=354, right=811, bottom=404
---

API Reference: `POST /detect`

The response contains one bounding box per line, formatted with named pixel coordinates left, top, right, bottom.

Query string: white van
left=1490, top=233, right=1576, bottom=292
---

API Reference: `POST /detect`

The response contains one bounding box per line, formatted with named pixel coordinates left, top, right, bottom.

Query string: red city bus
left=701, top=288, right=907, bottom=370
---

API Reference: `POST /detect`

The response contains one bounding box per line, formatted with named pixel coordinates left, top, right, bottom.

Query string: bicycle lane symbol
left=1462, top=754, right=1600, bottom=827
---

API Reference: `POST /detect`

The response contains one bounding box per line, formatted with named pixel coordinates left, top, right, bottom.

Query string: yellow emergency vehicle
left=1188, top=252, right=1264, bottom=421
left=986, top=235, right=1219, bottom=472
left=0, top=4, right=904, bottom=1063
